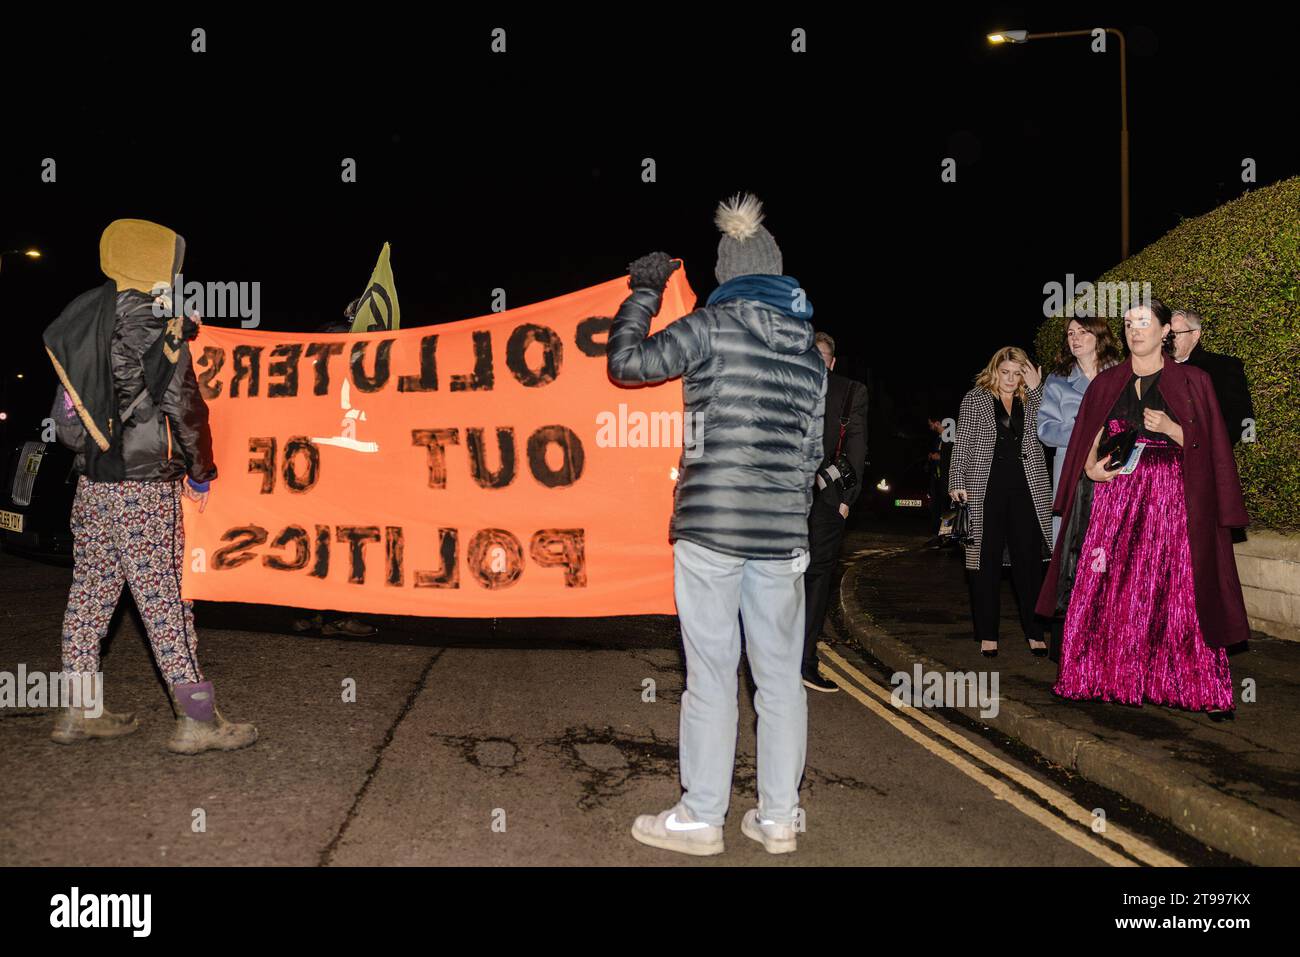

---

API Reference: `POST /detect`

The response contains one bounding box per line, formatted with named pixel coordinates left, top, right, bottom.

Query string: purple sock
left=173, top=680, right=215, bottom=721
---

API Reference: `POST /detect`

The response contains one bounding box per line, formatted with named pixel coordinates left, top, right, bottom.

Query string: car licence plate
left=894, top=498, right=923, bottom=508
left=0, top=509, right=24, bottom=533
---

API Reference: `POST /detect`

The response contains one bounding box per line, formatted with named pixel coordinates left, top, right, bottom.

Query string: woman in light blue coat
left=1037, top=315, right=1124, bottom=541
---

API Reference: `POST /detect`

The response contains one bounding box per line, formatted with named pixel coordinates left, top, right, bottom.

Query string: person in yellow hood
left=42, top=219, right=257, bottom=755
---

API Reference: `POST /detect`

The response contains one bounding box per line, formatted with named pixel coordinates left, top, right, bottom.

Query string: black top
left=1108, top=368, right=1176, bottom=439
left=993, top=394, right=1024, bottom=461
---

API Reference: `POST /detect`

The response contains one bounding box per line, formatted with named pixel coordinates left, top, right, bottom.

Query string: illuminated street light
left=988, top=27, right=1131, bottom=260
left=1, top=247, right=44, bottom=274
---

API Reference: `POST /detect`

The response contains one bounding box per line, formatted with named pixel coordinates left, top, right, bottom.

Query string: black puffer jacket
left=66, top=292, right=216, bottom=484
left=607, top=287, right=826, bottom=559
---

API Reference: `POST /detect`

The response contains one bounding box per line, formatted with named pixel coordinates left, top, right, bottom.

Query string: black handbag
left=1097, top=427, right=1138, bottom=471
left=948, top=501, right=975, bottom=545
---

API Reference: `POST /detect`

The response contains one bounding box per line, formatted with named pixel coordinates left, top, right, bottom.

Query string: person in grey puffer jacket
left=42, top=219, right=256, bottom=756
left=610, top=194, right=826, bottom=857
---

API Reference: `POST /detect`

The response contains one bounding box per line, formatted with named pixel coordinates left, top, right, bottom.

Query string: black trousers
left=929, top=476, right=947, bottom=532
left=803, top=496, right=847, bottom=670
left=970, top=458, right=1044, bottom=643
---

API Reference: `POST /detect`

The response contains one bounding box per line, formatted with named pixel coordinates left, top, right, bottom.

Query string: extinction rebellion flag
left=180, top=269, right=697, bottom=617
left=349, top=241, right=401, bottom=333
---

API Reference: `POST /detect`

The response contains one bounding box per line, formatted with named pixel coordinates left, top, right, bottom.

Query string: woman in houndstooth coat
left=948, top=346, right=1054, bottom=657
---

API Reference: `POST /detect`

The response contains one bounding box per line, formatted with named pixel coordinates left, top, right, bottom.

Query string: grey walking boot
left=50, top=673, right=139, bottom=744
left=167, top=680, right=258, bottom=755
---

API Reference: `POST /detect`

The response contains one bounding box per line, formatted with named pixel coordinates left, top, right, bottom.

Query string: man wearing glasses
left=1169, top=310, right=1254, bottom=446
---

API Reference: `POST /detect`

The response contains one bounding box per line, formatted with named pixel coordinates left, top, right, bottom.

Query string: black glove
left=627, top=251, right=680, bottom=293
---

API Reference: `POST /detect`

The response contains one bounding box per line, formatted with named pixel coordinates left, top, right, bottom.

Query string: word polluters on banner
left=192, top=316, right=613, bottom=401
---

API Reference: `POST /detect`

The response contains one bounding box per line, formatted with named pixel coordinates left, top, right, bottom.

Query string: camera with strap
left=815, top=380, right=858, bottom=498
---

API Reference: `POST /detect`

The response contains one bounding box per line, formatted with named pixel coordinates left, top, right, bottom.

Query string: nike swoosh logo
left=665, top=813, right=711, bottom=832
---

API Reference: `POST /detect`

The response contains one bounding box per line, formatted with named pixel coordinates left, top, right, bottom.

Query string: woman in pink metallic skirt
left=1039, top=299, right=1250, bottom=717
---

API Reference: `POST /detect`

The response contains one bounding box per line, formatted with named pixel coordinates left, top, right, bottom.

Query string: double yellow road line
left=818, top=643, right=1184, bottom=867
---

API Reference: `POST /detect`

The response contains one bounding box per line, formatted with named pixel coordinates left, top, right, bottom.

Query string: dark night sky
left=1, top=7, right=1295, bottom=484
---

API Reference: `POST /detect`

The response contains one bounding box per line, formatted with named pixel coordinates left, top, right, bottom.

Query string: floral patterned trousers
left=60, top=476, right=203, bottom=684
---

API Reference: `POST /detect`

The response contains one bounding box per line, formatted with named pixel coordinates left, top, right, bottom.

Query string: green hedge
left=1033, top=176, right=1300, bottom=532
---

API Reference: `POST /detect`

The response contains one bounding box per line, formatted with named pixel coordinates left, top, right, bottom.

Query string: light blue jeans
left=672, top=538, right=808, bottom=826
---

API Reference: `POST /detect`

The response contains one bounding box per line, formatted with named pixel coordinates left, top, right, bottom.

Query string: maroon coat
left=1034, top=357, right=1251, bottom=648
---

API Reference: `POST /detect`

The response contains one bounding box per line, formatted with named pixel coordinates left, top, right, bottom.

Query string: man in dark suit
left=802, top=332, right=868, bottom=692
left=926, top=412, right=953, bottom=536
left=1171, top=310, right=1254, bottom=446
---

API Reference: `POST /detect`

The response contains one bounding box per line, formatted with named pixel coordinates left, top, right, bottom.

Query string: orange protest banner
left=180, top=270, right=697, bottom=617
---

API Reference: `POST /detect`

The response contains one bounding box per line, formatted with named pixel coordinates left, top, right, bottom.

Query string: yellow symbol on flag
left=349, top=242, right=401, bottom=333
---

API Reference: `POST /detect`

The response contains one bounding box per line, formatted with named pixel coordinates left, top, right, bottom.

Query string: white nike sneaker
left=741, top=808, right=798, bottom=854
left=630, top=804, right=725, bottom=856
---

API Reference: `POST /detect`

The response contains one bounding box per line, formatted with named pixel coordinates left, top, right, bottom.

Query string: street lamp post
left=989, top=28, right=1130, bottom=261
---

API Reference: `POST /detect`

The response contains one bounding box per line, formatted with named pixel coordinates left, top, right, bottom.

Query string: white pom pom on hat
left=714, top=192, right=783, bottom=283
left=715, top=193, right=766, bottom=241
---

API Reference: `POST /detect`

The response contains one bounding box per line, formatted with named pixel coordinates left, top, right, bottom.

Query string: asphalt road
left=0, top=524, right=1233, bottom=866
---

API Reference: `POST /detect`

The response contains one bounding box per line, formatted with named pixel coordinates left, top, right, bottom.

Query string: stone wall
left=1235, top=531, right=1300, bottom=642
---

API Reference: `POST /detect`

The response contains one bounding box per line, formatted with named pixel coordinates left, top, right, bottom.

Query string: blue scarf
left=706, top=274, right=813, bottom=320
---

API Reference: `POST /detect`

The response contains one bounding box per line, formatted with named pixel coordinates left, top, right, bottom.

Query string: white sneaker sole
left=630, top=825, right=724, bottom=856
left=741, top=814, right=797, bottom=854
left=802, top=677, right=841, bottom=693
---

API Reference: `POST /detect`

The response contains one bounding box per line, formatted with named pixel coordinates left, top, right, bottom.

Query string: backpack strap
left=120, top=387, right=150, bottom=426
left=119, top=353, right=158, bottom=427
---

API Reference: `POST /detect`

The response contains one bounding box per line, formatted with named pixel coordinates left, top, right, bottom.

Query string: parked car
left=859, top=448, right=933, bottom=519
left=1, top=433, right=77, bottom=564
left=862, top=470, right=933, bottom=519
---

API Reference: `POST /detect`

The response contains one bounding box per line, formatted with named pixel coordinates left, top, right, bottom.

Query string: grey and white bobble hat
left=714, top=193, right=783, bottom=284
